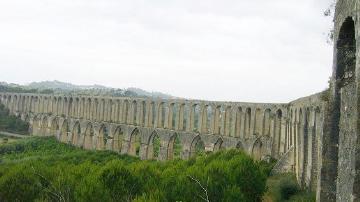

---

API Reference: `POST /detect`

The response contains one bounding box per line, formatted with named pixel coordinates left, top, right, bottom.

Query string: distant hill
left=26, top=80, right=108, bottom=91
left=0, top=80, right=175, bottom=99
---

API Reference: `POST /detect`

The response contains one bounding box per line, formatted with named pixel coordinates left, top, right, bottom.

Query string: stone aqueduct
left=0, top=0, right=359, bottom=201
left=0, top=92, right=324, bottom=187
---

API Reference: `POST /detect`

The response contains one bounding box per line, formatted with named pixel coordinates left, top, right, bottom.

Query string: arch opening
left=129, top=128, right=141, bottom=157
left=147, top=132, right=161, bottom=160
left=167, top=134, right=182, bottom=160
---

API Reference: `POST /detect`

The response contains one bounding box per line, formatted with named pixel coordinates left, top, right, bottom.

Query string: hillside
left=0, top=81, right=175, bottom=99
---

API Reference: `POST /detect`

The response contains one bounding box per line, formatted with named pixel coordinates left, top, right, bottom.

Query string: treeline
left=0, top=104, right=29, bottom=135
left=0, top=81, right=173, bottom=98
left=0, top=137, right=272, bottom=202
left=0, top=84, right=54, bottom=94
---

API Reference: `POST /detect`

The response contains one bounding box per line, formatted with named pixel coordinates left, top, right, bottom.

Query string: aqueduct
left=0, top=0, right=359, bottom=201
left=0, top=91, right=324, bottom=191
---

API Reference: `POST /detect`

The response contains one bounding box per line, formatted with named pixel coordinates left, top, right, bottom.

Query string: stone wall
left=319, top=0, right=360, bottom=201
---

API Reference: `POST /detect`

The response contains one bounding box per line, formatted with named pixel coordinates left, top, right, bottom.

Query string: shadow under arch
left=167, top=133, right=183, bottom=160
left=71, top=121, right=81, bottom=146
left=147, top=130, right=161, bottom=160
left=83, top=123, right=94, bottom=150
left=252, top=138, right=263, bottom=161
left=190, top=135, right=205, bottom=158
left=113, top=126, right=124, bottom=152
left=128, top=128, right=141, bottom=157
left=213, top=137, right=224, bottom=152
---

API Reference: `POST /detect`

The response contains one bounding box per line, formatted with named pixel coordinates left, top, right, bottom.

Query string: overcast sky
left=0, top=0, right=334, bottom=103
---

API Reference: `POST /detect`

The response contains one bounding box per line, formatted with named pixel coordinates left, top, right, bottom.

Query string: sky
left=0, top=0, right=334, bottom=103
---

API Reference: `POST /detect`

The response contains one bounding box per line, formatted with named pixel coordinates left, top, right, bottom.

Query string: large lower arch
left=146, top=131, right=161, bottom=160
left=252, top=139, right=263, bottom=161
left=40, top=116, right=48, bottom=136
left=71, top=121, right=81, bottom=146
left=60, top=120, right=70, bottom=143
left=96, top=124, right=109, bottom=150
left=167, top=133, right=182, bottom=160
left=83, top=123, right=94, bottom=150
left=190, top=135, right=205, bottom=157
left=213, top=138, right=223, bottom=152
left=50, top=117, right=59, bottom=137
left=113, top=126, right=124, bottom=152
left=128, top=128, right=141, bottom=157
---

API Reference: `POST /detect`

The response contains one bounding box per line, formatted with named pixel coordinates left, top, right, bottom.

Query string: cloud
left=0, top=0, right=334, bottom=103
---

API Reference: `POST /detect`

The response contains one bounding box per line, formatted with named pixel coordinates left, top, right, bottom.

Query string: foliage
left=0, top=104, right=29, bottom=135
left=0, top=137, right=271, bottom=202
left=265, top=173, right=315, bottom=202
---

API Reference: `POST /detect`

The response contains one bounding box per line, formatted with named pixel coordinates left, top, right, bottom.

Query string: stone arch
left=128, top=128, right=141, bottom=157
left=83, top=123, right=94, bottom=150
left=190, top=135, right=205, bottom=157
left=168, top=103, right=176, bottom=130
left=234, top=107, right=242, bottom=138
left=205, top=104, right=213, bottom=134
left=50, top=117, right=59, bottom=136
left=244, top=108, right=251, bottom=138
left=146, top=131, right=161, bottom=160
left=71, top=121, right=81, bottom=146
left=182, top=103, right=189, bottom=131
left=274, top=109, right=283, bottom=155
left=192, top=104, right=201, bottom=133
left=141, top=101, right=147, bottom=127
left=213, top=105, right=222, bottom=134
left=167, top=133, right=182, bottom=160
left=157, top=102, right=166, bottom=128
left=254, top=108, right=262, bottom=135
left=96, top=124, right=109, bottom=150
left=86, top=98, right=91, bottom=119
left=113, top=126, right=124, bottom=152
left=224, top=106, right=232, bottom=136
left=122, top=100, right=129, bottom=124
left=130, top=100, right=138, bottom=125
left=40, top=116, right=48, bottom=136
left=149, top=101, right=156, bottom=127
left=252, top=138, right=263, bottom=161
left=60, top=120, right=70, bottom=143
left=262, top=109, right=271, bottom=136
left=213, top=138, right=223, bottom=152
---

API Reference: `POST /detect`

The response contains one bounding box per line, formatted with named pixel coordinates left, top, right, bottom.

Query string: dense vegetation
left=0, top=104, right=29, bottom=135
left=264, top=174, right=315, bottom=202
left=0, top=137, right=272, bottom=202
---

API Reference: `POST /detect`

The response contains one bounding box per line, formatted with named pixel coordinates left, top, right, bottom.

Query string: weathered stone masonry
left=0, top=92, right=324, bottom=191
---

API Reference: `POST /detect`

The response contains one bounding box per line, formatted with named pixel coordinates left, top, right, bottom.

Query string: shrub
left=0, top=137, right=272, bottom=202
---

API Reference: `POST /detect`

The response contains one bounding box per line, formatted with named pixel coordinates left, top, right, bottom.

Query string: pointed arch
left=83, top=123, right=94, bottom=150
left=113, top=126, right=124, bottom=152
left=147, top=131, right=161, bottom=160
left=167, top=133, right=182, bottom=160
left=129, top=128, right=141, bottom=157
left=190, top=135, right=205, bottom=157
left=71, top=121, right=81, bottom=146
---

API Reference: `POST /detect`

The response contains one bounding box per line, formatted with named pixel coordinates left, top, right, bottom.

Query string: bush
left=0, top=104, right=29, bottom=135
left=0, top=137, right=272, bottom=202
left=279, top=177, right=299, bottom=200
